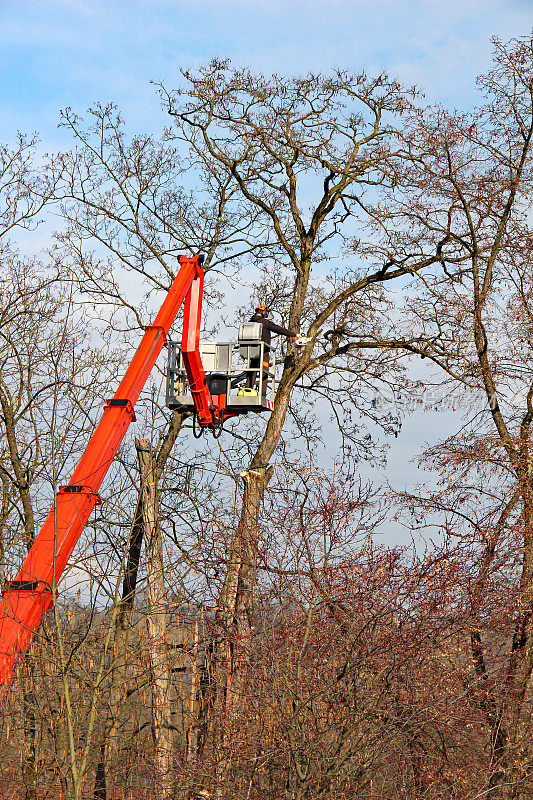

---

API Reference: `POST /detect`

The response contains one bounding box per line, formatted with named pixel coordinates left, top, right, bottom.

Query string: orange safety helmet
left=255, top=304, right=270, bottom=317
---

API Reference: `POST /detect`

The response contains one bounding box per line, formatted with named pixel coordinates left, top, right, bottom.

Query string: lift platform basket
left=166, top=325, right=276, bottom=416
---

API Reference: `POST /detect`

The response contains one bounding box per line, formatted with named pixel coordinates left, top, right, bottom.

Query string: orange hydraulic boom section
left=0, top=254, right=217, bottom=696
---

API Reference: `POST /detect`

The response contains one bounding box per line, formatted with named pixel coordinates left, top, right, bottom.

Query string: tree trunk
left=93, top=742, right=107, bottom=800
left=137, top=437, right=173, bottom=799
left=22, top=673, right=37, bottom=800
left=97, top=412, right=186, bottom=797
left=186, top=619, right=200, bottom=761
left=214, top=465, right=274, bottom=717
left=104, top=493, right=144, bottom=780
left=211, top=361, right=300, bottom=716
left=501, top=492, right=533, bottom=799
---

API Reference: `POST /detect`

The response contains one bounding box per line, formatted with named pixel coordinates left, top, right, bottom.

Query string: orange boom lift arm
left=0, top=254, right=218, bottom=696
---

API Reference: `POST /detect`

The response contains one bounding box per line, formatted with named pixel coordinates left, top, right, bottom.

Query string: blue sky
left=1, top=0, right=531, bottom=543
left=1, top=0, right=531, bottom=148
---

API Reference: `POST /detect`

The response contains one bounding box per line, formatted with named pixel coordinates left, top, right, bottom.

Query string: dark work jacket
left=249, top=313, right=294, bottom=346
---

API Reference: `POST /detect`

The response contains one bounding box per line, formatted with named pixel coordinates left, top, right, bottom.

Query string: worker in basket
left=239, top=304, right=308, bottom=397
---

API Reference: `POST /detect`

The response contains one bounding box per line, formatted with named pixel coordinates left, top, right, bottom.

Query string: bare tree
left=135, top=437, right=173, bottom=798
left=157, top=63, right=451, bottom=731
left=0, top=133, right=60, bottom=242
left=359, top=34, right=533, bottom=799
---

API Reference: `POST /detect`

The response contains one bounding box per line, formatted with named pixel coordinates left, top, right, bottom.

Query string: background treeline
left=1, top=34, right=533, bottom=800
